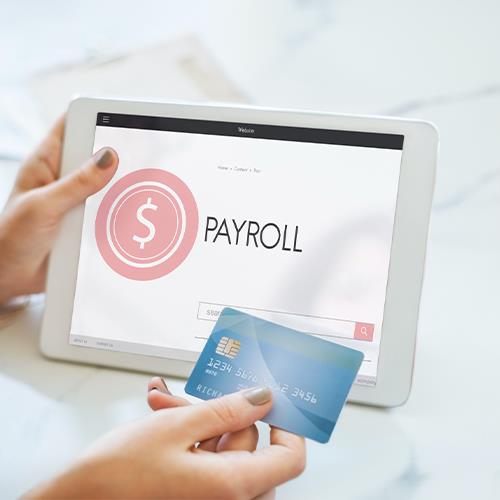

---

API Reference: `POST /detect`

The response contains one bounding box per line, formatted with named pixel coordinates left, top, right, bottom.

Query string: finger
left=33, top=115, right=65, bottom=175
left=198, top=436, right=220, bottom=452
left=197, top=424, right=258, bottom=452
left=171, top=386, right=273, bottom=444
left=220, top=427, right=306, bottom=498
left=148, top=390, right=191, bottom=411
left=147, top=376, right=171, bottom=394
left=15, top=115, right=66, bottom=192
left=40, top=147, right=118, bottom=216
left=147, top=377, right=191, bottom=411
left=145, top=377, right=222, bottom=451
left=217, top=425, right=259, bottom=452
left=48, top=114, right=65, bottom=149
left=148, top=378, right=261, bottom=452
left=35, top=116, right=65, bottom=175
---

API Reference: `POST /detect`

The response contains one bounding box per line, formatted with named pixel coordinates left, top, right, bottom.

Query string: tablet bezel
left=40, top=97, right=437, bottom=407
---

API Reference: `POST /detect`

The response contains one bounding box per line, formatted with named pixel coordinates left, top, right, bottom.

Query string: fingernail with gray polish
left=95, top=148, right=114, bottom=169
left=243, top=386, right=272, bottom=406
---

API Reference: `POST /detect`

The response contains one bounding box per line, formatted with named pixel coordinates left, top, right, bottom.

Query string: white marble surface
left=1, top=1, right=500, bottom=498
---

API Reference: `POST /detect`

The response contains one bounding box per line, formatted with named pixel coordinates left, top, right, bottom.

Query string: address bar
left=197, top=302, right=374, bottom=342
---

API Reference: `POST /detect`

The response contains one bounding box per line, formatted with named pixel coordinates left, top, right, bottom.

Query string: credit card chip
left=215, top=336, right=241, bottom=359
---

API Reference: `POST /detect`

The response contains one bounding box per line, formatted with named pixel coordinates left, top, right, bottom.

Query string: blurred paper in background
left=29, top=35, right=247, bottom=124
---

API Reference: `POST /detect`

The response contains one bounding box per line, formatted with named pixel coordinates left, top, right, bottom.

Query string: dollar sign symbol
left=133, top=197, right=158, bottom=249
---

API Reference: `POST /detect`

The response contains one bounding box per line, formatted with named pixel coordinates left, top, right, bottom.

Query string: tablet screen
left=70, top=112, right=403, bottom=386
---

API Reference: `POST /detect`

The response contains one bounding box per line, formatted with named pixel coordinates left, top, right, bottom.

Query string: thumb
left=43, top=147, right=119, bottom=216
left=174, top=387, right=273, bottom=444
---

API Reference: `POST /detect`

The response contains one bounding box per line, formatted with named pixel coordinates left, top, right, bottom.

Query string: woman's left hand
left=0, top=117, right=119, bottom=304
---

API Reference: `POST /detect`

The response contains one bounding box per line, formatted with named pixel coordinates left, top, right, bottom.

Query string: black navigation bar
left=96, top=112, right=404, bottom=150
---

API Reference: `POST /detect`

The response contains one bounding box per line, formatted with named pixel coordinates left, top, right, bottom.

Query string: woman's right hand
left=147, top=377, right=263, bottom=454
left=28, top=382, right=306, bottom=500
left=147, top=377, right=285, bottom=499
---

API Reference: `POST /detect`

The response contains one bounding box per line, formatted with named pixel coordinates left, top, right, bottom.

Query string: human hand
left=148, top=378, right=280, bottom=499
left=28, top=386, right=306, bottom=499
left=147, top=378, right=279, bottom=499
left=0, top=117, right=118, bottom=304
left=147, top=376, right=263, bottom=454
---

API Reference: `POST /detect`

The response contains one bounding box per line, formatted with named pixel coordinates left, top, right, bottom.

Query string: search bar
left=197, top=302, right=374, bottom=342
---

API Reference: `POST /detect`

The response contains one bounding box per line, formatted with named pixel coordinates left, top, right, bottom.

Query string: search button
left=354, top=322, right=374, bottom=342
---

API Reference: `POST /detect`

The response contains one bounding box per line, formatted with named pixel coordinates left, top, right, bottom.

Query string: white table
left=1, top=1, right=500, bottom=498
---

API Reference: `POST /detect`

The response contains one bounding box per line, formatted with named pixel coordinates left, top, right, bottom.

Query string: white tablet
left=40, top=97, right=437, bottom=407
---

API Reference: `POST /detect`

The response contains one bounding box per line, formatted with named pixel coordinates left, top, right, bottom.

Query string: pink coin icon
left=95, top=168, right=198, bottom=280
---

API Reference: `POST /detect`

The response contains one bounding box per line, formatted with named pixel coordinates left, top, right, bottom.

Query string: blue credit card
left=185, top=308, right=364, bottom=443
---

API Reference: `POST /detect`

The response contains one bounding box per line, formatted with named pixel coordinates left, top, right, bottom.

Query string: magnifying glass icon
left=360, top=326, right=368, bottom=336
